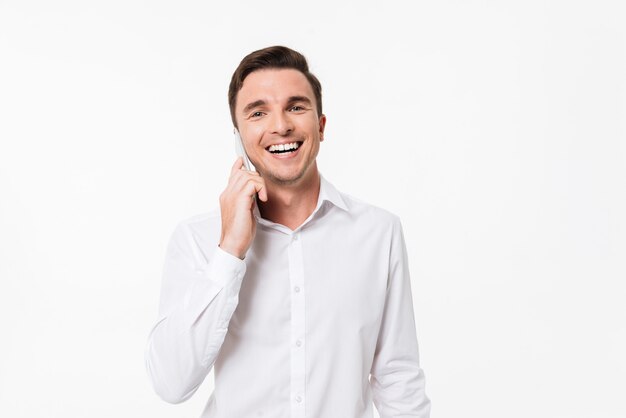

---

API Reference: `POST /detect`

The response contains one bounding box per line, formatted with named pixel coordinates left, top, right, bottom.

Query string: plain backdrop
left=1, top=1, right=625, bottom=417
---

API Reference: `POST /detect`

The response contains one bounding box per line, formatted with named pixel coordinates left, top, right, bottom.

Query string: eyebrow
left=242, top=100, right=266, bottom=115
left=242, top=96, right=313, bottom=115
left=286, top=96, right=313, bottom=107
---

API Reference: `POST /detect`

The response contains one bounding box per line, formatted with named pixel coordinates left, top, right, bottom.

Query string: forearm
left=370, top=216, right=431, bottom=417
left=145, top=240, right=245, bottom=404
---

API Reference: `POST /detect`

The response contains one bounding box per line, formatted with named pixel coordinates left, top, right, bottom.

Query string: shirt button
left=295, top=395, right=302, bottom=403
left=292, top=234, right=299, bottom=241
left=294, top=286, right=300, bottom=293
left=295, top=339, right=302, bottom=347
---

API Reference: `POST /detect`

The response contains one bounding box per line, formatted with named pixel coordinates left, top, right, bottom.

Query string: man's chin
left=264, top=171, right=304, bottom=186
left=261, top=166, right=309, bottom=186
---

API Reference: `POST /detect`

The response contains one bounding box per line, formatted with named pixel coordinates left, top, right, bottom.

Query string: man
left=145, top=45, right=431, bottom=418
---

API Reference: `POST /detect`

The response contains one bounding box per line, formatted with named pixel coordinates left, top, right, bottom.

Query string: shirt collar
left=252, top=172, right=349, bottom=229
left=318, top=172, right=349, bottom=212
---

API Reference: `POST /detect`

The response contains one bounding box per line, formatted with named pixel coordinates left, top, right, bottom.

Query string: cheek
left=242, top=125, right=265, bottom=147
left=302, top=118, right=321, bottom=135
left=248, top=123, right=265, bottom=136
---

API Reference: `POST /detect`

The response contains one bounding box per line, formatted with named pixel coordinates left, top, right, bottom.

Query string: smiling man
left=145, top=46, right=431, bottom=418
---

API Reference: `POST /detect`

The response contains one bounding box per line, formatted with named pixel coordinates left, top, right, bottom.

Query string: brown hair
left=228, top=45, right=323, bottom=128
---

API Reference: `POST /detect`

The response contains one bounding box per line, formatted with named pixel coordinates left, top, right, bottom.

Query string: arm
left=144, top=221, right=246, bottom=404
left=370, top=216, right=431, bottom=417
left=145, top=157, right=266, bottom=404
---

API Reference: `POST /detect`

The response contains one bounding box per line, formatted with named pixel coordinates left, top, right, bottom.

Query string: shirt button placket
left=288, top=232, right=306, bottom=417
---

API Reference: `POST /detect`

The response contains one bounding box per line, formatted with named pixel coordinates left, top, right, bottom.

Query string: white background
left=1, top=1, right=625, bottom=417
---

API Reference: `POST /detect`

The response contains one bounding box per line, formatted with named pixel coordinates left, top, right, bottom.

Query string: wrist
left=218, top=240, right=246, bottom=260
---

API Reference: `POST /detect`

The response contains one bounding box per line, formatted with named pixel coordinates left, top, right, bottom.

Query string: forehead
left=237, top=68, right=314, bottom=109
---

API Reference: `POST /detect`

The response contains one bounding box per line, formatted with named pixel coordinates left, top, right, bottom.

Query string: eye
left=251, top=111, right=264, bottom=118
left=290, top=105, right=305, bottom=112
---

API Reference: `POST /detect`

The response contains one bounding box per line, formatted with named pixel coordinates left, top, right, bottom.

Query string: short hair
left=228, top=45, right=323, bottom=128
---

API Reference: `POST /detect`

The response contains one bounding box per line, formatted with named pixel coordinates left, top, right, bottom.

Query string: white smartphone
left=234, top=128, right=256, bottom=172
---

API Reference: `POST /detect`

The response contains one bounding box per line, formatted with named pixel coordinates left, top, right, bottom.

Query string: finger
left=230, top=157, right=244, bottom=177
left=240, top=177, right=266, bottom=200
left=256, top=178, right=268, bottom=202
left=228, top=158, right=248, bottom=186
left=231, top=167, right=257, bottom=191
left=250, top=177, right=268, bottom=203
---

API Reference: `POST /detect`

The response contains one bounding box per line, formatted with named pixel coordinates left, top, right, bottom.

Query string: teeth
left=268, top=142, right=300, bottom=153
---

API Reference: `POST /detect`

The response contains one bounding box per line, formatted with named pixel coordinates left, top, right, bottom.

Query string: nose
left=269, top=111, right=294, bottom=136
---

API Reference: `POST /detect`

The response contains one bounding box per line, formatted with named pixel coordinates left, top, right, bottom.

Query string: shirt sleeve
left=369, top=216, right=431, bottom=417
left=144, top=221, right=246, bottom=404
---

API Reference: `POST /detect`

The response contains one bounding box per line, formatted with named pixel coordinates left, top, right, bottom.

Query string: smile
left=266, top=141, right=303, bottom=154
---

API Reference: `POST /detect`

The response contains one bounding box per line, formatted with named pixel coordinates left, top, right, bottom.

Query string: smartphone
left=234, top=128, right=256, bottom=172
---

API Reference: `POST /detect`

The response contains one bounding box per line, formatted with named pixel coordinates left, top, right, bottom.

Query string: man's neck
left=257, top=169, right=321, bottom=231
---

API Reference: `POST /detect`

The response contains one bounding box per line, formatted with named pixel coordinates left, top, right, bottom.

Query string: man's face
left=235, top=68, right=326, bottom=187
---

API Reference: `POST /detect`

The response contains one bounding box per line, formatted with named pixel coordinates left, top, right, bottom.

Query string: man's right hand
left=218, top=157, right=268, bottom=259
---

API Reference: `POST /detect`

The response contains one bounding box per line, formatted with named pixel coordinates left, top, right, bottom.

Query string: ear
left=318, top=114, right=327, bottom=142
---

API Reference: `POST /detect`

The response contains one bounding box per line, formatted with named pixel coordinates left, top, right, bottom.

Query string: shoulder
left=338, top=190, right=402, bottom=229
left=325, top=186, right=405, bottom=246
left=167, top=209, right=222, bottom=257
left=176, top=208, right=221, bottom=231
left=332, top=190, right=407, bottom=262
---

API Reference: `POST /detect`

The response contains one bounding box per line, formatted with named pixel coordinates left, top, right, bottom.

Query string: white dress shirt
left=145, top=174, right=430, bottom=418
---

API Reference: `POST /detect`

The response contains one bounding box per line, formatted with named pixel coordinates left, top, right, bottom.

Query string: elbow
left=145, top=359, right=200, bottom=404
left=154, top=386, right=196, bottom=405
left=144, top=346, right=202, bottom=405
left=143, top=315, right=220, bottom=405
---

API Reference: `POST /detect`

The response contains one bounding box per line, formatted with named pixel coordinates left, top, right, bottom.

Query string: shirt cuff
left=204, top=245, right=247, bottom=288
left=182, top=246, right=246, bottom=328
